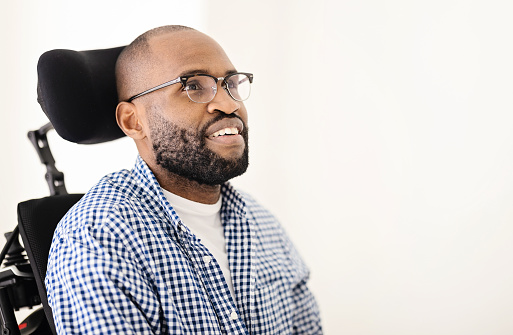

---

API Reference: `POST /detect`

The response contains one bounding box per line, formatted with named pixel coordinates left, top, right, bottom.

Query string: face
left=138, top=31, right=250, bottom=185
left=148, top=105, right=249, bottom=186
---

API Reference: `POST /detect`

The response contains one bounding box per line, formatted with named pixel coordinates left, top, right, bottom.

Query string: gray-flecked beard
left=148, top=109, right=249, bottom=186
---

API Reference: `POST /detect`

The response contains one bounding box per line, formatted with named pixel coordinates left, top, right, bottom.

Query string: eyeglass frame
left=126, top=72, right=254, bottom=103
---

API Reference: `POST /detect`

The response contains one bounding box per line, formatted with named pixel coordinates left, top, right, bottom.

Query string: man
left=46, top=25, right=322, bottom=334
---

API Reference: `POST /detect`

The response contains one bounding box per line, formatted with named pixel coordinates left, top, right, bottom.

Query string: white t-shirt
left=162, top=189, right=235, bottom=299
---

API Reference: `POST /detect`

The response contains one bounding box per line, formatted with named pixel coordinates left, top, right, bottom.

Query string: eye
left=185, top=80, right=204, bottom=91
left=226, top=78, right=239, bottom=90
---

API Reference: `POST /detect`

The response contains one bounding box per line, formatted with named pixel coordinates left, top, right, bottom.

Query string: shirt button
left=230, top=310, right=238, bottom=320
left=203, top=255, right=212, bottom=265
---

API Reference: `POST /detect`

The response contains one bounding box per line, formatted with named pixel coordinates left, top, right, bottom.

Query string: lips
left=205, top=118, right=244, bottom=139
left=210, top=127, right=239, bottom=138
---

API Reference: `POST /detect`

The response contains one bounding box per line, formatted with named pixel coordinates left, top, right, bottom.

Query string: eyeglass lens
left=184, top=74, right=251, bottom=103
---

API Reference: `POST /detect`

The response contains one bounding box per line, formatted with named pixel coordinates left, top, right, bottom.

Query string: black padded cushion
left=17, top=194, right=84, bottom=334
left=37, top=46, right=126, bottom=144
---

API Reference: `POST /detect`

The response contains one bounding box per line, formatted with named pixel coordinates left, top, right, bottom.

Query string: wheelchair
left=0, top=46, right=126, bottom=335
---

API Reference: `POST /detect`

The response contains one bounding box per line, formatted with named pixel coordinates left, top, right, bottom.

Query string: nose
left=206, top=80, right=240, bottom=115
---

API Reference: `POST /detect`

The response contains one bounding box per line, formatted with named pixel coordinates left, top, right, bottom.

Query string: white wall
left=3, top=0, right=513, bottom=333
left=205, top=1, right=513, bottom=334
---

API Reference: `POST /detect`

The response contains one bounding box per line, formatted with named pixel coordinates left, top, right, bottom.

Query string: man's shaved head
left=115, top=25, right=195, bottom=102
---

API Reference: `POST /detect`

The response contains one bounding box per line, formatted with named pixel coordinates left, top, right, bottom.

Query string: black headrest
left=37, top=46, right=126, bottom=144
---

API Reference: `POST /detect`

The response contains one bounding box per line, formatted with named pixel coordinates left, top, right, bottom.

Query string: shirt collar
left=131, top=155, right=247, bottom=227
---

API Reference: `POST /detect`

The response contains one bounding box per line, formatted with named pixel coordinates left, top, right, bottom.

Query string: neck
left=150, top=163, right=221, bottom=204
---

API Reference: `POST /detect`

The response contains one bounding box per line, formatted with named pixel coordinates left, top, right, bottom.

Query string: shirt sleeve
left=46, top=220, right=162, bottom=335
left=277, top=217, right=323, bottom=334
left=243, top=192, right=323, bottom=334
left=291, top=278, right=323, bottom=334
left=285, top=239, right=323, bottom=334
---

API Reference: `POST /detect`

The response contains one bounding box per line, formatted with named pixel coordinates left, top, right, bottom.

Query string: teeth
left=211, top=127, right=239, bottom=138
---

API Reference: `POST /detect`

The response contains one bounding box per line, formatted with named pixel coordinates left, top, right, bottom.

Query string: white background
left=2, top=0, right=513, bottom=333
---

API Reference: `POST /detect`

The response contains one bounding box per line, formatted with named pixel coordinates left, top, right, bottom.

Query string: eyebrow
left=178, top=69, right=239, bottom=77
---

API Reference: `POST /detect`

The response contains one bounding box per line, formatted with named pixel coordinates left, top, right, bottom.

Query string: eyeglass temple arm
left=127, top=77, right=181, bottom=102
left=239, top=73, right=253, bottom=84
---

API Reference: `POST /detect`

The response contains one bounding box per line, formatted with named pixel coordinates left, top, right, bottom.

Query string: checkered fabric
left=45, top=156, right=322, bottom=334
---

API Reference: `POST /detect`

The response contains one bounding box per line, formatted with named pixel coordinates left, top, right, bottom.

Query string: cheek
left=155, top=109, right=204, bottom=136
left=164, top=100, right=206, bottom=129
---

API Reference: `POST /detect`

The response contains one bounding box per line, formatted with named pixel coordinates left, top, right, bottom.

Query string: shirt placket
left=224, top=209, right=256, bottom=334
left=177, top=221, right=248, bottom=334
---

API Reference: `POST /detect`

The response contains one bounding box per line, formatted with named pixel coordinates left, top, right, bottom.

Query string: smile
left=209, top=127, right=240, bottom=138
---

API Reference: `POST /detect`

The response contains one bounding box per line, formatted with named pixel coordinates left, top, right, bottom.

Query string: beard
left=148, top=108, right=249, bottom=186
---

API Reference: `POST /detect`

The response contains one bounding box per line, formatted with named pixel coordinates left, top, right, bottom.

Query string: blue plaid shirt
left=46, top=156, right=322, bottom=334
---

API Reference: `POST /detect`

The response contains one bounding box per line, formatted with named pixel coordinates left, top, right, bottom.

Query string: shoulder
left=239, top=191, right=282, bottom=232
left=47, top=167, right=166, bottom=283
left=236, top=190, right=296, bottom=256
left=236, top=190, right=311, bottom=283
left=53, top=167, right=161, bottom=245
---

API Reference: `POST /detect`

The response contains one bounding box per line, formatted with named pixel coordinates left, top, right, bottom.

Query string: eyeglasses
left=126, top=72, right=253, bottom=103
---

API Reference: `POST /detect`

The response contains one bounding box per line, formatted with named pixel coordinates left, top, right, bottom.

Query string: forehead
left=149, top=31, right=235, bottom=78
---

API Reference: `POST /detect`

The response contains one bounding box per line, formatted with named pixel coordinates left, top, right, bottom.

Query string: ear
left=116, top=102, right=146, bottom=140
